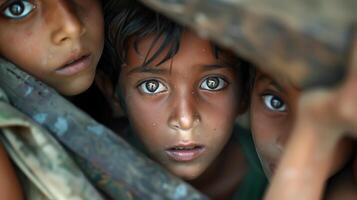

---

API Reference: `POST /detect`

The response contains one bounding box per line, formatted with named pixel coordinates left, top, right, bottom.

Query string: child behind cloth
left=97, top=2, right=267, bottom=199
left=0, top=0, right=104, bottom=198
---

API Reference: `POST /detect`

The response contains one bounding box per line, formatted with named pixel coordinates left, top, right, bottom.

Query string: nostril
left=193, top=117, right=200, bottom=126
left=60, top=36, right=70, bottom=43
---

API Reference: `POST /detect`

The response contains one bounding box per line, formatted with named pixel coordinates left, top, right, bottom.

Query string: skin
left=264, top=37, right=357, bottom=200
left=251, top=70, right=356, bottom=199
left=250, top=71, right=353, bottom=179
left=251, top=71, right=354, bottom=179
left=0, top=144, right=23, bottom=200
left=250, top=72, right=299, bottom=178
left=0, top=1, right=103, bottom=198
left=0, top=0, right=104, bottom=96
left=117, top=30, right=241, bottom=181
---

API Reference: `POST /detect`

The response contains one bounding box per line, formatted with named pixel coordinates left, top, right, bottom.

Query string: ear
left=95, top=70, right=125, bottom=117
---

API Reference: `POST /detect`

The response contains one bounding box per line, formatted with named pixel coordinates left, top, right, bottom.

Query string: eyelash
left=199, top=76, right=229, bottom=91
left=260, top=91, right=287, bottom=112
left=137, top=75, right=229, bottom=96
left=137, top=79, right=168, bottom=95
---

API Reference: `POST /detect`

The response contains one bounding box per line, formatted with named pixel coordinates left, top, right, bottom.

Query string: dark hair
left=101, top=1, right=253, bottom=111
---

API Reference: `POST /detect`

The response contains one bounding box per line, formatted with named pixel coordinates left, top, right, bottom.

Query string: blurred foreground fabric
left=0, top=88, right=104, bottom=200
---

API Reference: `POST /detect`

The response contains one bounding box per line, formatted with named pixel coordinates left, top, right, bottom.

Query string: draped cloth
left=0, top=88, right=104, bottom=200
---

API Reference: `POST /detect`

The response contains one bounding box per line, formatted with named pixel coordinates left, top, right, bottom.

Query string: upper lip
left=56, top=50, right=90, bottom=71
left=166, top=142, right=204, bottom=150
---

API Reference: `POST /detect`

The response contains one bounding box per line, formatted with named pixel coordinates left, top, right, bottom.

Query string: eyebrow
left=0, top=0, right=11, bottom=9
left=257, top=75, right=285, bottom=92
left=0, top=1, right=6, bottom=9
left=127, top=65, right=169, bottom=75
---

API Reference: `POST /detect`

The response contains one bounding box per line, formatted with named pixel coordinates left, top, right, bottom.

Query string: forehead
left=126, top=30, right=225, bottom=67
left=255, top=70, right=300, bottom=91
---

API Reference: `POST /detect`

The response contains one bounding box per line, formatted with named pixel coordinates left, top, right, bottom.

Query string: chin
left=60, top=76, right=95, bottom=96
left=180, top=173, right=200, bottom=181
left=170, top=165, right=204, bottom=181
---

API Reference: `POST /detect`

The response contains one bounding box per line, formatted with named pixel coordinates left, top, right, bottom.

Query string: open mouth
left=55, top=54, right=91, bottom=76
left=165, top=145, right=205, bottom=162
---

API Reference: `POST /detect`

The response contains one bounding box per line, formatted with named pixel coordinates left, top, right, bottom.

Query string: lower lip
left=55, top=55, right=91, bottom=76
left=165, top=147, right=205, bottom=162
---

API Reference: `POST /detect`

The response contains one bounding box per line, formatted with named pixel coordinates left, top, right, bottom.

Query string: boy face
left=119, top=31, right=240, bottom=180
left=250, top=71, right=352, bottom=178
left=0, top=0, right=104, bottom=95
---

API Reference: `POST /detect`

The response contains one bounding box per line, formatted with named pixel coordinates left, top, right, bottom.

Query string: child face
left=250, top=71, right=352, bottom=178
left=0, top=0, right=104, bottom=95
left=118, top=31, right=240, bottom=180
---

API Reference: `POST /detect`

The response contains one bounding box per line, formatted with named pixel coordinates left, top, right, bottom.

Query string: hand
left=265, top=35, right=357, bottom=200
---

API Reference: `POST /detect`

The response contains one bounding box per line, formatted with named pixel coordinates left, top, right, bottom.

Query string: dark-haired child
left=98, top=2, right=267, bottom=199
left=250, top=69, right=357, bottom=199
left=0, top=0, right=104, bottom=198
left=0, top=0, right=104, bottom=96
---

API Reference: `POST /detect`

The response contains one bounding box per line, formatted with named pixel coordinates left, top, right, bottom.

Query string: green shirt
left=232, top=125, right=268, bottom=200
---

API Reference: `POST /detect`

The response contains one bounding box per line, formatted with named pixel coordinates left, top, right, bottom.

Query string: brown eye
left=3, top=1, right=34, bottom=19
left=138, top=79, right=167, bottom=95
left=200, top=77, right=227, bottom=91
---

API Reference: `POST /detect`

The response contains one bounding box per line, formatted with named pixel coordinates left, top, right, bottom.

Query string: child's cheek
left=253, top=118, right=284, bottom=175
left=257, top=137, right=283, bottom=160
left=253, top=114, right=281, bottom=156
left=126, top=93, right=167, bottom=134
left=6, top=33, right=46, bottom=71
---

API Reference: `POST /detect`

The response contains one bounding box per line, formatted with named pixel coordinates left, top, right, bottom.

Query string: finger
left=265, top=108, right=339, bottom=200
left=337, top=34, right=357, bottom=134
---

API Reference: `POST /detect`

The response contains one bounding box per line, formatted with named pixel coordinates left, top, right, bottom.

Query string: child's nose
left=51, top=1, right=86, bottom=45
left=168, top=93, right=200, bottom=131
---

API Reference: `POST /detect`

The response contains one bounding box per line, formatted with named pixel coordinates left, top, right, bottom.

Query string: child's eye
left=262, top=94, right=287, bottom=112
left=138, top=79, right=167, bottom=95
left=200, top=77, right=227, bottom=91
left=2, top=0, right=35, bottom=19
